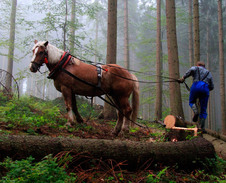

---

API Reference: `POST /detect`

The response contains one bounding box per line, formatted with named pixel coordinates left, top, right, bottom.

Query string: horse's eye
left=39, top=51, right=44, bottom=55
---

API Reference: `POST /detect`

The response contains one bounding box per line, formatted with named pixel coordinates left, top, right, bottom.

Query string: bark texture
left=203, top=134, right=226, bottom=160
left=188, top=0, right=193, bottom=67
left=217, top=0, right=226, bottom=135
left=165, top=0, right=184, bottom=118
left=193, top=0, right=200, bottom=64
left=69, top=0, right=76, bottom=54
left=123, top=0, right=129, bottom=69
left=104, top=0, right=117, bottom=119
left=155, top=0, right=162, bottom=120
left=6, top=0, right=17, bottom=91
left=0, top=135, right=215, bottom=169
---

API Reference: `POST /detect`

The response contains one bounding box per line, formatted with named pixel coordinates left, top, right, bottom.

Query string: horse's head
left=30, top=40, right=48, bottom=73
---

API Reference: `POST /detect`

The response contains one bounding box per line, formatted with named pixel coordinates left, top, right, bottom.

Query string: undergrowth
left=0, top=155, right=76, bottom=183
left=0, top=153, right=225, bottom=183
left=0, top=94, right=66, bottom=128
left=0, top=94, right=98, bottom=129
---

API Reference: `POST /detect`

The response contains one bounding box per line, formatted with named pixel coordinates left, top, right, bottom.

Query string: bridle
left=31, top=46, right=48, bottom=73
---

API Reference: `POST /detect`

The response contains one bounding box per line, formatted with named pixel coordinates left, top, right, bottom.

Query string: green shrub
left=0, top=96, right=66, bottom=128
left=0, top=155, right=76, bottom=183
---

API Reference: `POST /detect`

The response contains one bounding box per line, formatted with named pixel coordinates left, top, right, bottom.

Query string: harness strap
left=47, top=52, right=71, bottom=79
left=96, top=64, right=102, bottom=88
left=61, top=68, right=148, bottom=130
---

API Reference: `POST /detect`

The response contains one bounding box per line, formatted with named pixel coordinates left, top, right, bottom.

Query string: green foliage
left=201, top=156, right=226, bottom=176
left=0, top=93, right=8, bottom=106
left=0, top=155, right=76, bottom=183
left=146, top=167, right=168, bottom=183
left=78, top=102, right=98, bottom=119
left=0, top=96, right=66, bottom=128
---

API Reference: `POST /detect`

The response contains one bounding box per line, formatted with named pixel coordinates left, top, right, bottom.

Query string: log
left=164, top=115, right=199, bottom=141
left=203, top=134, right=226, bottom=160
left=205, top=129, right=226, bottom=142
left=0, top=135, right=216, bottom=169
left=164, top=115, right=187, bottom=128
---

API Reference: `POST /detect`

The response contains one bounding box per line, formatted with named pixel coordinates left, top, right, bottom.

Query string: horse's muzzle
left=29, top=62, right=38, bottom=73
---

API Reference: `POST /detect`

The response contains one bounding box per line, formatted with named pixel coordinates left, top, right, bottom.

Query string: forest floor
left=0, top=118, right=162, bottom=142
left=0, top=95, right=225, bottom=182
left=0, top=119, right=226, bottom=183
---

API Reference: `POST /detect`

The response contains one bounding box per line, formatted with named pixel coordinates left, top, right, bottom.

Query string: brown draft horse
left=30, top=40, right=139, bottom=136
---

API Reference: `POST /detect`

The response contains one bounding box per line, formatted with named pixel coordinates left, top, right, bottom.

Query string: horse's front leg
left=72, top=93, right=83, bottom=123
left=61, top=86, right=76, bottom=127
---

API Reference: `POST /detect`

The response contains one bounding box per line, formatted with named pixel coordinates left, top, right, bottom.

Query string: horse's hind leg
left=72, top=94, right=83, bottom=123
left=122, top=105, right=132, bottom=133
left=112, top=96, right=132, bottom=135
left=113, top=112, right=124, bottom=136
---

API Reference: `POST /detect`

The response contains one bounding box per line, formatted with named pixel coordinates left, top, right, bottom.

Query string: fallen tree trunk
left=0, top=135, right=215, bottom=169
left=203, top=134, right=226, bottom=160
left=205, top=129, right=226, bottom=142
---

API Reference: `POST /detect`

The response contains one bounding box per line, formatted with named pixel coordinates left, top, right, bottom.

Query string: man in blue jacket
left=178, top=61, right=214, bottom=133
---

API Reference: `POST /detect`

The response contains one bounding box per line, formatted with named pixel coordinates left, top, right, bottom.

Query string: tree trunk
left=154, top=0, right=162, bottom=120
left=0, top=135, right=215, bottom=169
left=123, top=0, right=129, bottom=70
left=69, top=0, right=76, bottom=54
left=218, top=0, right=226, bottom=135
left=6, top=0, right=17, bottom=92
left=188, top=0, right=193, bottom=67
left=206, top=13, right=212, bottom=130
left=165, top=0, right=184, bottom=118
left=203, top=133, right=226, bottom=160
left=63, top=0, right=68, bottom=51
left=104, top=0, right=117, bottom=119
left=193, top=0, right=200, bottom=65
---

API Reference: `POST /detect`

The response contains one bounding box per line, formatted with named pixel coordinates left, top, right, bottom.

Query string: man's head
left=197, top=61, right=205, bottom=68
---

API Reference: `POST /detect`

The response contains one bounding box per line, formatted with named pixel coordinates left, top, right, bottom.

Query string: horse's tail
left=131, top=74, right=139, bottom=123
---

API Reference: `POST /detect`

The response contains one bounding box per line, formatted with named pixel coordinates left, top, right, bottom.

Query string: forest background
left=0, top=0, right=225, bottom=133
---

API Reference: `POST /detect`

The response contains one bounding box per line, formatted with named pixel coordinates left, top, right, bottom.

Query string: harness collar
left=47, top=52, right=71, bottom=79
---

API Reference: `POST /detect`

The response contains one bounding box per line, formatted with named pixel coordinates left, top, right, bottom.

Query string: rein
left=42, top=52, right=185, bottom=130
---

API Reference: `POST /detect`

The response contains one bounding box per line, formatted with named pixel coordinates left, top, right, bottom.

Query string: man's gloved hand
left=178, top=77, right=185, bottom=83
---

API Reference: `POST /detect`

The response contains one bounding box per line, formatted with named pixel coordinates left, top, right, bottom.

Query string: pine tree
left=104, top=0, right=117, bottom=119
left=217, top=0, right=226, bottom=134
left=6, top=0, right=17, bottom=91
left=155, top=0, right=162, bottom=120
left=166, top=0, right=184, bottom=118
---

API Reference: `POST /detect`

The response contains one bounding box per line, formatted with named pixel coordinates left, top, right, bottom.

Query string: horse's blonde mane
left=34, top=41, right=64, bottom=64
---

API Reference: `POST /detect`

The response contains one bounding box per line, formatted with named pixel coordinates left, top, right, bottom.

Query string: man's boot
left=199, top=118, right=207, bottom=134
left=191, top=104, right=199, bottom=122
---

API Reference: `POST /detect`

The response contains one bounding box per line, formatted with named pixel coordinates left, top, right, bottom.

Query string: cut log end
left=164, top=115, right=177, bottom=128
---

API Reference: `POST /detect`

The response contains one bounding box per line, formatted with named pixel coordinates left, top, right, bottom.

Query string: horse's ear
left=34, top=40, right=38, bottom=44
left=44, top=41, right=48, bottom=47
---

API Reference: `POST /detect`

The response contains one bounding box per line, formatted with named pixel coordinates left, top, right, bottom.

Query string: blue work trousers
left=189, top=81, right=209, bottom=119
